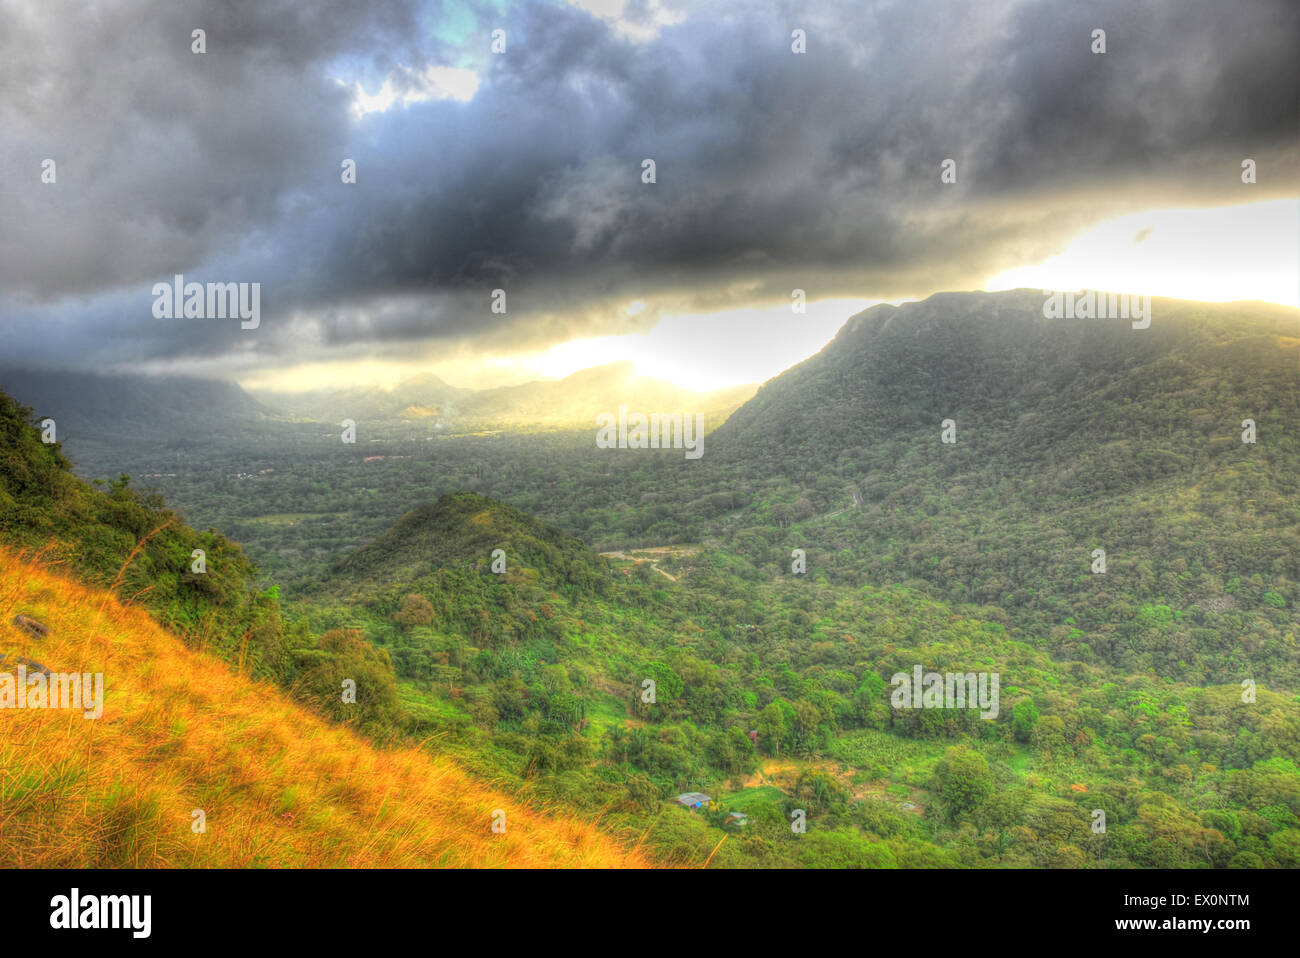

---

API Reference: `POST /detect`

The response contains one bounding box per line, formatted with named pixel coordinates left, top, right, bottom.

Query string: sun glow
left=245, top=200, right=1297, bottom=397
left=520, top=298, right=886, bottom=391
left=239, top=298, right=883, bottom=395
left=986, top=199, right=1299, bottom=307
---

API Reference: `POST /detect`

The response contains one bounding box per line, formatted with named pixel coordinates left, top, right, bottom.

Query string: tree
left=756, top=700, right=794, bottom=755
left=790, top=768, right=849, bottom=818
left=1012, top=699, right=1040, bottom=742
left=933, top=746, right=994, bottom=822
left=298, top=629, right=405, bottom=739
left=853, top=672, right=889, bottom=729
left=394, top=593, right=435, bottom=628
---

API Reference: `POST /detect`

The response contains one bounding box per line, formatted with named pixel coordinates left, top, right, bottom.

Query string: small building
left=725, top=811, right=748, bottom=827
left=675, top=792, right=712, bottom=810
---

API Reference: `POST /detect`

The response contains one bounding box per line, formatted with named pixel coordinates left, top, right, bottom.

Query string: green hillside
left=293, top=485, right=1300, bottom=868
left=328, top=491, right=611, bottom=598
left=0, top=389, right=299, bottom=682
left=705, top=291, right=1300, bottom=687
left=0, top=389, right=404, bottom=740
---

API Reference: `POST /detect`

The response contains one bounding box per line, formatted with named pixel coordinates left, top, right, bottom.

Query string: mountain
left=707, top=289, right=1300, bottom=684
left=251, top=373, right=469, bottom=424
left=249, top=361, right=755, bottom=432
left=329, top=490, right=612, bottom=597
left=0, top=546, right=644, bottom=868
left=0, top=367, right=271, bottom=446
left=714, top=289, right=1298, bottom=481
left=461, top=361, right=756, bottom=429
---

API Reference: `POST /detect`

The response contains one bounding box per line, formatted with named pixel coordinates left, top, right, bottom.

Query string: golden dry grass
left=0, top=547, right=646, bottom=868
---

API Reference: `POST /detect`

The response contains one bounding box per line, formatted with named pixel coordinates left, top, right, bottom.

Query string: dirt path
left=599, top=545, right=701, bottom=582
left=740, top=757, right=926, bottom=814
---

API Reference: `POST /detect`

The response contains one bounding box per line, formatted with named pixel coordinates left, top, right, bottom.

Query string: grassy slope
left=0, top=546, right=645, bottom=868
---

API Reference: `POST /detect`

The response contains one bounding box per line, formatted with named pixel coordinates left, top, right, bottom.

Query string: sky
left=0, top=0, right=1296, bottom=392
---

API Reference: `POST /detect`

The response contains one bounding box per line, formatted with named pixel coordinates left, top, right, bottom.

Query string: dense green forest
left=4, top=290, right=1299, bottom=868
left=288, top=491, right=1300, bottom=867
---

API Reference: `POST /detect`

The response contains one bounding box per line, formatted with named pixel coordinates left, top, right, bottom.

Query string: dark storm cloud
left=0, top=0, right=1295, bottom=372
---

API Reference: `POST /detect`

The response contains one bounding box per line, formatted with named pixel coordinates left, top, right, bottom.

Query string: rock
left=0, top=652, right=52, bottom=676
left=12, top=615, right=50, bottom=639
left=16, top=656, right=52, bottom=677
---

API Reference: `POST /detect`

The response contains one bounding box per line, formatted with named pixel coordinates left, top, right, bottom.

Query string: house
left=675, top=792, right=712, bottom=810
left=725, top=811, right=748, bottom=827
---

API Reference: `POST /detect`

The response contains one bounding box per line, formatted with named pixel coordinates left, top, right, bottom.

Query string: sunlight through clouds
left=986, top=200, right=1300, bottom=308
left=503, top=298, right=889, bottom=390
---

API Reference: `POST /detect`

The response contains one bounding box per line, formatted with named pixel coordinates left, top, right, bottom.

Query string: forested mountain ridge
left=11, top=292, right=1295, bottom=693
left=703, top=290, right=1300, bottom=687
left=714, top=290, right=1297, bottom=485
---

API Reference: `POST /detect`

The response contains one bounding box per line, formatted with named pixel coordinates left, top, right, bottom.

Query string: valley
left=2, top=290, right=1299, bottom=869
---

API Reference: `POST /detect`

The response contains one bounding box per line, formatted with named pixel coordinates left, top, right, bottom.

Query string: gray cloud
left=0, top=0, right=1295, bottom=373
